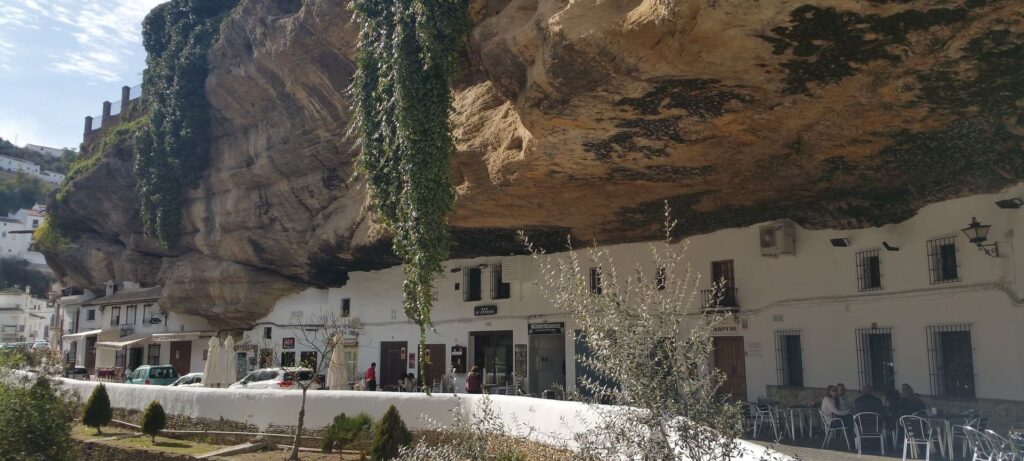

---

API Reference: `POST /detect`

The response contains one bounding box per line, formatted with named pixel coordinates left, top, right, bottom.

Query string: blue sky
left=0, top=0, right=164, bottom=150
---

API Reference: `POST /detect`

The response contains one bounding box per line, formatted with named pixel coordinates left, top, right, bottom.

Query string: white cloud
left=4, top=0, right=164, bottom=81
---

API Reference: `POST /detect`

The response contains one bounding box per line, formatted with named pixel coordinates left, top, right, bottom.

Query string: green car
left=124, top=365, right=180, bottom=385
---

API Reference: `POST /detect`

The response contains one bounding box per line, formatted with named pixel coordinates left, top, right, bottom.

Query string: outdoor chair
left=819, top=410, right=852, bottom=451
left=901, top=415, right=939, bottom=461
left=756, top=404, right=783, bottom=442
left=954, top=414, right=988, bottom=458
left=854, top=412, right=885, bottom=455
left=1008, top=432, right=1024, bottom=460
left=985, top=429, right=1017, bottom=461
left=740, top=402, right=759, bottom=436
left=963, top=426, right=996, bottom=461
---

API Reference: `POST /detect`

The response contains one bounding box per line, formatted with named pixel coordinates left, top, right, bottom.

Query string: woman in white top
left=821, top=385, right=854, bottom=439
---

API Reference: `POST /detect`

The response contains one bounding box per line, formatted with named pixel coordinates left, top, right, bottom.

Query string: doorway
left=712, top=336, right=747, bottom=402
left=422, top=344, right=446, bottom=388
left=529, top=333, right=565, bottom=394
left=128, top=347, right=144, bottom=370
left=471, top=331, right=513, bottom=387
left=380, top=341, right=407, bottom=389
left=169, top=341, right=192, bottom=375
left=84, top=336, right=97, bottom=372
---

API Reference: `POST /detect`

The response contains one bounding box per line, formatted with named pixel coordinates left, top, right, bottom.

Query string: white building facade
left=233, top=183, right=1024, bottom=429
left=23, top=144, right=66, bottom=158
left=0, top=286, right=53, bottom=344
left=0, top=155, right=40, bottom=175
left=0, top=205, right=48, bottom=267
left=59, top=282, right=215, bottom=377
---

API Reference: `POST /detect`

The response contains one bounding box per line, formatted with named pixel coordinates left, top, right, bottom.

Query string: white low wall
left=56, top=378, right=782, bottom=460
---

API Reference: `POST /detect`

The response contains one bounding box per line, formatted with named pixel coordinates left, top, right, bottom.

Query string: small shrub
left=0, top=377, right=75, bottom=460
left=369, top=405, right=411, bottom=461
left=140, top=400, right=166, bottom=443
left=321, top=412, right=373, bottom=454
left=81, top=384, right=112, bottom=434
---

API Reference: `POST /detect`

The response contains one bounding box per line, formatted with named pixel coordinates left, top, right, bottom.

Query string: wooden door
left=711, top=260, right=736, bottom=306
left=169, top=341, right=192, bottom=375
left=84, top=336, right=96, bottom=372
left=380, top=341, right=407, bottom=389
left=712, top=336, right=747, bottom=402
left=423, top=344, right=446, bottom=387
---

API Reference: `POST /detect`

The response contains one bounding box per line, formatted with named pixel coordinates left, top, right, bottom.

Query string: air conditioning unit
left=759, top=220, right=796, bottom=257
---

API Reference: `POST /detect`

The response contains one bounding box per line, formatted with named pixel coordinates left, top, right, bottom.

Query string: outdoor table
left=780, top=405, right=819, bottom=440
left=923, top=413, right=967, bottom=458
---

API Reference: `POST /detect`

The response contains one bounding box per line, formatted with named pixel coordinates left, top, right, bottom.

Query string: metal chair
left=986, top=429, right=1017, bottom=461
left=901, top=415, right=938, bottom=460
left=1008, top=432, right=1024, bottom=460
left=740, top=402, right=759, bottom=436
left=820, top=410, right=852, bottom=451
left=854, top=412, right=885, bottom=455
left=963, top=426, right=996, bottom=461
left=756, top=404, right=782, bottom=442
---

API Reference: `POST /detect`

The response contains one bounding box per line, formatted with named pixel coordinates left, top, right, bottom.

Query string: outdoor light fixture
left=961, top=216, right=999, bottom=257
left=830, top=238, right=851, bottom=247
left=882, top=241, right=900, bottom=252
left=995, top=198, right=1024, bottom=209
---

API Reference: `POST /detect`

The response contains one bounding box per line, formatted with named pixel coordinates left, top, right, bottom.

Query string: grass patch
left=71, top=424, right=224, bottom=456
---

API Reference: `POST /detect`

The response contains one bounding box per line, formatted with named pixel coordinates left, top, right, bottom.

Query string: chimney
left=105, top=281, right=117, bottom=297
left=120, top=86, right=131, bottom=115
left=102, top=101, right=112, bottom=120
left=84, top=116, right=93, bottom=134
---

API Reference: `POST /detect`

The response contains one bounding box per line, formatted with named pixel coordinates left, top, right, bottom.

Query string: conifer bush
left=369, top=405, right=411, bottom=461
left=321, top=412, right=373, bottom=454
left=81, top=383, right=112, bottom=434
left=140, top=400, right=166, bottom=443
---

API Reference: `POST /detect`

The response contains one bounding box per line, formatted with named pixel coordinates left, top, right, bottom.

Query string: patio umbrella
left=203, top=336, right=222, bottom=388
left=222, top=336, right=238, bottom=386
left=327, top=335, right=348, bottom=390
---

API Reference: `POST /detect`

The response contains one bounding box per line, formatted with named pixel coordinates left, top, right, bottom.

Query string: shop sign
left=282, top=337, right=295, bottom=349
left=528, top=322, right=565, bottom=335
left=474, top=305, right=497, bottom=316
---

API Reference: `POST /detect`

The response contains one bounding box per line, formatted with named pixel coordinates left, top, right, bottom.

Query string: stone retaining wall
left=71, top=439, right=195, bottom=461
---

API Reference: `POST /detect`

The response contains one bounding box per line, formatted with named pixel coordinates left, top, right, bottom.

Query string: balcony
left=119, top=324, right=134, bottom=338
left=701, top=287, right=739, bottom=312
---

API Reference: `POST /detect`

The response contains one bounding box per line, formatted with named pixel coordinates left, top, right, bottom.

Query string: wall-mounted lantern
left=961, top=216, right=999, bottom=257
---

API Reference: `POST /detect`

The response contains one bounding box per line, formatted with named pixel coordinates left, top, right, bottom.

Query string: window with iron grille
left=855, top=327, right=895, bottom=391
left=463, top=267, right=482, bottom=302
left=110, top=306, right=120, bottom=326
left=927, top=237, right=959, bottom=284
left=775, top=330, right=803, bottom=387
left=126, top=305, right=137, bottom=324
left=281, top=351, right=295, bottom=367
left=927, top=324, right=975, bottom=399
left=856, top=250, right=882, bottom=292
left=147, top=343, right=161, bottom=366
left=590, top=267, right=602, bottom=295
left=491, top=264, right=511, bottom=300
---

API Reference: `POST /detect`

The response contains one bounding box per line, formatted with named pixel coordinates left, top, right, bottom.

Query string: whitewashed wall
left=53, top=378, right=781, bottom=460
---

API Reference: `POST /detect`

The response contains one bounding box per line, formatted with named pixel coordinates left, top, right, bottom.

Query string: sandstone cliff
left=44, top=0, right=1024, bottom=326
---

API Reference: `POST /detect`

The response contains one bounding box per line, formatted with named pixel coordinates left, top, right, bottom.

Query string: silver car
left=228, top=368, right=316, bottom=389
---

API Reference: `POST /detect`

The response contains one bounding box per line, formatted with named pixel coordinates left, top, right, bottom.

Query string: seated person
left=854, top=384, right=886, bottom=414
left=402, top=373, right=417, bottom=392
left=896, top=383, right=926, bottom=416
left=822, top=385, right=854, bottom=438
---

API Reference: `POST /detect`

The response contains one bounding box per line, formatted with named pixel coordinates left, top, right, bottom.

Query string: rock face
left=45, top=0, right=1024, bottom=326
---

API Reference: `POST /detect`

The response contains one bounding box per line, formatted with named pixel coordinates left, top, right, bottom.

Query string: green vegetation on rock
left=135, top=0, right=238, bottom=248
left=0, top=258, right=54, bottom=298
left=0, top=173, right=47, bottom=215
left=352, top=0, right=470, bottom=378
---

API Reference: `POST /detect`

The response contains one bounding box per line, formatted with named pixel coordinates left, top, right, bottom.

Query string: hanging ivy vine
left=135, top=0, right=238, bottom=248
left=352, top=0, right=469, bottom=376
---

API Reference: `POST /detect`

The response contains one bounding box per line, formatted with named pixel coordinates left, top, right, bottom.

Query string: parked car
left=31, top=341, right=49, bottom=350
left=124, top=365, right=180, bottom=385
left=228, top=368, right=316, bottom=389
left=170, top=372, right=204, bottom=387
left=65, top=366, right=89, bottom=380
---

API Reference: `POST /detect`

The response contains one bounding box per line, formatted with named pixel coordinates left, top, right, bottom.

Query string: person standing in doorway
left=465, top=365, right=482, bottom=394
left=365, top=362, right=377, bottom=391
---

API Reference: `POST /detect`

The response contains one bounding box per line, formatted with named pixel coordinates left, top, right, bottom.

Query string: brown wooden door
left=84, top=336, right=96, bottom=372
left=423, top=344, right=446, bottom=387
left=712, top=336, right=747, bottom=402
left=380, top=341, right=407, bottom=389
left=169, top=341, right=192, bottom=375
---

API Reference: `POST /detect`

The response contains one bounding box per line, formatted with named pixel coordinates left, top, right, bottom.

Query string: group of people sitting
left=821, top=382, right=928, bottom=438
